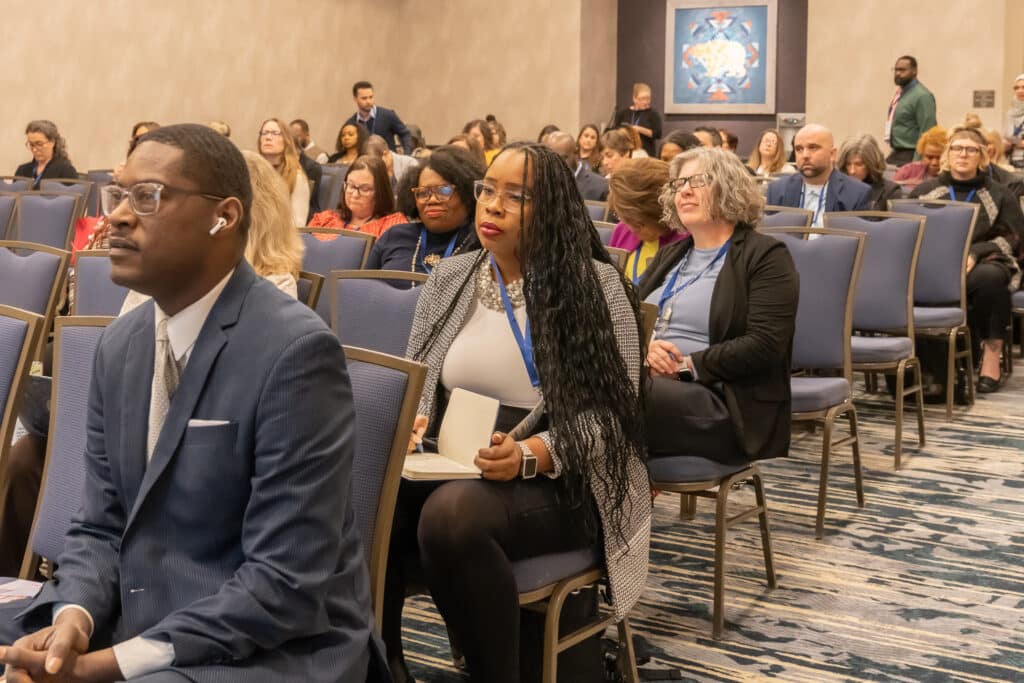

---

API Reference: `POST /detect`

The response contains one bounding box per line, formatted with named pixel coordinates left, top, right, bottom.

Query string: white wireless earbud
left=209, top=217, right=228, bottom=235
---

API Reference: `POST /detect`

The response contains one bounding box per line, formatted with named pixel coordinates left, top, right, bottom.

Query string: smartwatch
left=518, top=441, right=538, bottom=479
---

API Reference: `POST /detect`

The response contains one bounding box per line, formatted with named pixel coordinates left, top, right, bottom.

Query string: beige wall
left=807, top=0, right=1024, bottom=149
left=0, top=0, right=616, bottom=174
left=579, top=0, right=619, bottom=128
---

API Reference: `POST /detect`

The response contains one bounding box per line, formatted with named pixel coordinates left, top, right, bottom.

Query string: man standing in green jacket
left=885, top=55, right=937, bottom=165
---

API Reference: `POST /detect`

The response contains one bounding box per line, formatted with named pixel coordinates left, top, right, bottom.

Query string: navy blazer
left=576, top=167, right=609, bottom=201
left=18, top=263, right=382, bottom=683
left=346, top=107, right=413, bottom=154
left=765, top=169, right=872, bottom=214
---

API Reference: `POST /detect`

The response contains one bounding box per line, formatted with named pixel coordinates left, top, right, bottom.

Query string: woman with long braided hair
left=383, top=142, right=650, bottom=682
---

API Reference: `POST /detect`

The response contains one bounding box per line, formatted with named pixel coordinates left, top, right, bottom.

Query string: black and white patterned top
left=405, top=251, right=651, bottom=620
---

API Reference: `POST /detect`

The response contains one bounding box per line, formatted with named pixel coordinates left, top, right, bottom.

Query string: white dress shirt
left=56, top=270, right=234, bottom=679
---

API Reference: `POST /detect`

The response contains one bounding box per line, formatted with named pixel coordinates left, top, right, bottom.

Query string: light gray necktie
left=147, top=318, right=181, bottom=460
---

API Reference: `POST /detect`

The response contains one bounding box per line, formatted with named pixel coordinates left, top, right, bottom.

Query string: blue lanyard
left=799, top=183, right=827, bottom=225
left=948, top=185, right=976, bottom=203
left=657, top=242, right=730, bottom=314
left=418, top=227, right=458, bottom=274
left=489, top=255, right=540, bottom=387
left=630, top=246, right=644, bottom=285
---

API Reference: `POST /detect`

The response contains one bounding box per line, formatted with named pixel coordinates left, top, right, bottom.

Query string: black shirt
left=14, top=157, right=79, bottom=189
left=365, top=219, right=480, bottom=287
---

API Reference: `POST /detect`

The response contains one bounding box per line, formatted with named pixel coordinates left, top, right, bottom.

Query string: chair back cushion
left=75, top=253, right=129, bottom=315
left=824, top=214, right=922, bottom=331
left=85, top=171, right=115, bottom=217
left=0, top=179, right=31, bottom=192
left=332, top=277, right=423, bottom=356
left=890, top=200, right=975, bottom=305
left=771, top=231, right=861, bottom=370
left=0, top=315, right=30, bottom=425
left=33, top=321, right=107, bottom=562
left=761, top=206, right=812, bottom=228
left=318, top=165, right=346, bottom=214
left=585, top=202, right=607, bottom=221
left=15, top=193, right=78, bottom=249
left=301, top=232, right=370, bottom=319
left=0, top=194, right=16, bottom=240
left=0, top=246, right=62, bottom=314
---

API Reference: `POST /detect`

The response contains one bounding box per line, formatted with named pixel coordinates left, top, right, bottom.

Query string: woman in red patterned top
left=307, top=155, right=405, bottom=240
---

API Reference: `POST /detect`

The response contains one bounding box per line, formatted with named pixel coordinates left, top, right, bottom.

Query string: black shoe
left=977, top=375, right=1001, bottom=394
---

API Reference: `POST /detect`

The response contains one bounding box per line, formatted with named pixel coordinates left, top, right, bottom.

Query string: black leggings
left=644, top=375, right=747, bottom=464
left=966, top=262, right=1011, bottom=344
left=383, top=476, right=592, bottom=683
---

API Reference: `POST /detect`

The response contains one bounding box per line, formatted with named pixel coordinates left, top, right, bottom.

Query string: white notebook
left=402, top=388, right=501, bottom=480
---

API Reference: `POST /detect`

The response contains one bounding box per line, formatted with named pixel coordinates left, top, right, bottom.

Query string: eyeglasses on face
left=345, top=182, right=375, bottom=196
left=260, top=130, right=284, bottom=138
left=949, top=145, right=981, bottom=156
left=411, top=184, right=456, bottom=202
left=473, top=180, right=532, bottom=213
left=670, top=173, right=712, bottom=192
left=100, top=182, right=226, bottom=217
left=25, top=140, right=52, bottom=150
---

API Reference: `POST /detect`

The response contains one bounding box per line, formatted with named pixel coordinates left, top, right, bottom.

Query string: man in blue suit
left=766, top=124, right=872, bottom=225
left=0, top=124, right=383, bottom=682
left=346, top=81, right=413, bottom=154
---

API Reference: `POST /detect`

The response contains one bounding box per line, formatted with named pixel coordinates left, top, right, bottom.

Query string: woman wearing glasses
left=382, top=142, right=648, bottom=682
left=365, top=146, right=484, bottom=281
left=910, top=125, right=1024, bottom=393
left=639, top=146, right=799, bottom=466
left=257, top=118, right=309, bottom=226
left=307, top=155, right=405, bottom=238
left=15, top=120, right=78, bottom=188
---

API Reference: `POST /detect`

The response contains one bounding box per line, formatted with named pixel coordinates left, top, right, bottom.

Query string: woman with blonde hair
left=242, top=150, right=305, bottom=298
left=258, top=117, right=311, bottom=226
left=746, top=128, right=795, bottom=176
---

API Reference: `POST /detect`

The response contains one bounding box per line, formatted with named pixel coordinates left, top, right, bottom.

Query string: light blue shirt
left=645, top=246, right=726, bottom=355
left=802, top=181, right=828, bottom=227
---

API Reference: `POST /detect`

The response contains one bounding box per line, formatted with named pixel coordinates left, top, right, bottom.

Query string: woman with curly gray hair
left=15, top=120, right=78, bottom=188
left=837, top=134, right=903, bottom=210
left=639, top=146, right=800, bottom=464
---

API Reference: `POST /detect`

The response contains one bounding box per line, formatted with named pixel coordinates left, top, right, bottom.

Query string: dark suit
left=346, top=107, right=412, bottom=154
left=299, top=152, right=323, bottom=220
left=575, top=167, right=609, bottom=201
left=639, top=228, right=799, bottom=460
left=870, top=178, right=904, bottom=211
left=14, top=158, right=79, bottom=189
left=766, top=169, right=873, bottom=214
left=10, top=264, right=383, bottom=682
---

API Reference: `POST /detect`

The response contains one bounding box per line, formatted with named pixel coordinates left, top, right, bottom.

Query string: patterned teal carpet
left=403, top=371, right=1024, bottom=682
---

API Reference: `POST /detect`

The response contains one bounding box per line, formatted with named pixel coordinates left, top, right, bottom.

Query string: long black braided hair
left=413, top=141, right=645, bottom=544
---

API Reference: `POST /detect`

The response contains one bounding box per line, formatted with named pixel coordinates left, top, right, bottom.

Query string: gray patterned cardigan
left=405, top=251, right=651, bottom=620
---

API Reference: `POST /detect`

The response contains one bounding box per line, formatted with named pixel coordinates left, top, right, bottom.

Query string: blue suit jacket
left=765, top=169, right=873, bottom=214
left=18, top=263, right=383, bottom=682
left=346, top=107, right=412, bottom=154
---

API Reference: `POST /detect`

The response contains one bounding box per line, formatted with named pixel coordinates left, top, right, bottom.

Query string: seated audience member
left=537, top=123, right=560, bottom=143
left=366, top=146, right=484, bottom=279
left=0, top=123, right=383, bottom=683
left=979, top=126, right=1024, bottom=200
left=766, top=124, right=872, bottom=226
left=747, top=128, right=797, bottom=176
left=242, top=150, right=305, bottom=297
left=1007, top=73, right=1024, bottom=168
left=612, top=82, right=663, bottom=156
left=328, top=121, right=369, bottom=169
left=600, top=127, right=635, bottom=177
left=622, top=125, right=649, bottom=158
left=308, top=155, right=406, bottom=238
left=719, top=128, right=738, bottom=153
left=485, top=114, right=507, bottom=148
left=114, top=121, right=160, bottom=182
left=258, top=117, right=311, bottom=226
left=408, top=124, right=428, bottom=157
left=15, top=120, right=78, bottom=188
left=693, top=126, right=723, bottom=148
left=544, top=130, right=608, bottom=201
left=910, top=125, right=1024, bottom=393
left=464, top=119, right=499, bottom=164
left=446, top=133, right=487, bottom=166
left=658, top=130, right=703, bottom=163
left=837, top=134, right=903, bottom=210
left=208, top=120, right=231, bottom=137
left=385, top=142, right=650, bottom=682
left=365, top=133, right=417, bottom=187
left=892, top=125, right=946, bottom=188
left=290, top=118, right=329, bottom=164
left=640, top=146, right=798, bottom=464
left=608, top=157, right=686, bottom=284
left=576, top=123, right=603, bottom=174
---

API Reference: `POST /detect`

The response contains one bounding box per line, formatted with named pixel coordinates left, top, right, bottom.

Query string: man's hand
left=0, top=613, right=89, bottom=681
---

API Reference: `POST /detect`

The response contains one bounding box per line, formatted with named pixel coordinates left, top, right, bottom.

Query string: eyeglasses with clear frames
left=949, top=145, right=981, bottom=156
left=259, top=130, right=283, bottom=138
left=25, top=140, right=52, bottom=150
left=670, top=173, right=713, bottom=193
left=100, top=182, right=226, bottom=217
left=473, top=180, right=532, bottom=214
left=411, top=184, right=456, bottom=202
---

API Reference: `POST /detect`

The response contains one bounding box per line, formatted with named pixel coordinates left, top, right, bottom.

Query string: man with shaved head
left=766, top=123, right=872, bottom=226
left=545, top=130, right=609, bottom=201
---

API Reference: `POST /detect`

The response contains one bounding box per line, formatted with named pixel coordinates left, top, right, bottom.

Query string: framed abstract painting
left=664, top=0, right=777, bottom=114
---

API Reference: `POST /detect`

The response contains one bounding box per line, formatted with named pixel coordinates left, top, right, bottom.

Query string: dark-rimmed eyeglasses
left=411, top=184, right=456, bottom=202
left=949, top=145, right=981, bottom=156
left=345, top=182, right=375, bottom=196
left=100, top=182, right=226, bottom=217
left=669, top=173, right=712, bottom=192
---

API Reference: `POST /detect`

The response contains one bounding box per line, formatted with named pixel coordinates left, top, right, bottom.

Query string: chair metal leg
left=752, top=470, right=777, bottom=589
left=944, top=329, right=957, bottom=421
left=541, top=590, right=564, bottom=683
left=962, top=328, right=975, bottom=406
left=910, top=358, right=926, bottom=448
left=847, top=405, right=864, bottom=508
left=679, top=493, right=697, bottom=520
left=616, top=618, right=640, bottom=683
left=815, top=413, right=834, bottom=539
left=712, top=481, right=731, bottom=639
left=894, top=359, right=905, bottom=470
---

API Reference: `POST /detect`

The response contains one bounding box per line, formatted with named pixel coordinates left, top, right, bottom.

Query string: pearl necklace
left=476, top=259, right=525, bottom=311
left=410, top=229, right=469, bottom=273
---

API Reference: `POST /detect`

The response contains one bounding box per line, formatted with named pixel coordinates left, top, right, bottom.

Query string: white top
left=291, top=168, right=311, bottom=227
left=441, top=297, right=541, bottom=409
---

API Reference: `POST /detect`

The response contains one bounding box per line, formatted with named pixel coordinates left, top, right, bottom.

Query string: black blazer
left=870, top=178, right=903, bottom=211
left=639, top=228, right=799, bottom=460
left=575, top=167, right=609, bottom=201
left=298, top=152, right=323, bottom=220
left=345, top=107, right=413, bottom=154
left=14, top=158, right=79, bottom=189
